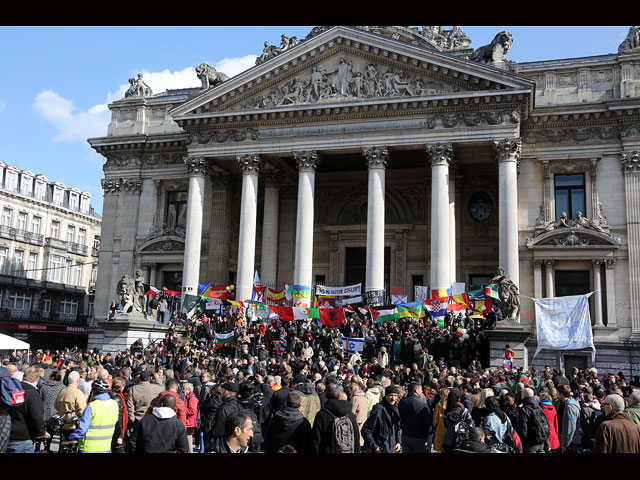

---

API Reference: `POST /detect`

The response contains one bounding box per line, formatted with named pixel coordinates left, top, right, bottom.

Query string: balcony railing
left=0, top=308, right=89, bottom=325
left=0, top=225, right=44, bottom=245
left=67, top=242, right=88, bottom=255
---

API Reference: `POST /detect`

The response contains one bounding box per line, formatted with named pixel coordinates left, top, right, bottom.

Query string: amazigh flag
left=214, top=332, right=235, bottom=345
left=267, top=288, right=287, bottom=302
left=369, top=306, right=400, bottom=324
left=293, top=307, right=320, bottom=320
left=163, top=286, right=181, bottom=297
left=397, top=301, right=425, bottom=319
left=291, top=285, right=310, bottom=301
left=318, top=308, right=346, bottom=326
left=144, top=284, right=160, bottom=298
left=268, top=306, right=295, bottom=321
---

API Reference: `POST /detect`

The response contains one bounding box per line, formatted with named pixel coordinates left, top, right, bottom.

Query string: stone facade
left=89, top=26, right=640, bottom=375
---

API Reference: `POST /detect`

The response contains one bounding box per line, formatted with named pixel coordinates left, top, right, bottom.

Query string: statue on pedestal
left=115, top=271, right=150, bottom=319
left=492, top=267, right=520, bottom=324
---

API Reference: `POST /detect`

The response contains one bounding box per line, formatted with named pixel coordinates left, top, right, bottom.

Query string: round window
left=469, top=192, right=493, bottom=222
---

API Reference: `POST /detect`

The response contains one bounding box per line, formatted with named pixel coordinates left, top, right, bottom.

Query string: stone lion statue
left=196, top=63, right=230, bottom=89
left=469, top=31, right=514, bottom=64
left=492, top=267, right=520, bottom=323
left=117, top=275, right=137, bottom=313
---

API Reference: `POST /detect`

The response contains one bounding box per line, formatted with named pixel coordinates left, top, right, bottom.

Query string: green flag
left=181, top=294, right=200, bottom=313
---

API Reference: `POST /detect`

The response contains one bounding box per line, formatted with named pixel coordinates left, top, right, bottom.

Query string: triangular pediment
left=170, top=26, right=535, bottom=122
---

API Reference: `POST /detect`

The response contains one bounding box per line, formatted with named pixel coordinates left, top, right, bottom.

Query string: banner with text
left=315, top=283, right=362, bottom=297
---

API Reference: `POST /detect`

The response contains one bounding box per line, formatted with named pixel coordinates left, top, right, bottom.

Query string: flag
left=181, top=294, right=200, bottom=313
left=273, top=340, right=282, bottom=355
left=203, top=285, right=235, bottom=299
left=340, top=335, right=364, bottom=355
left=397, top=302, right=425, bottom=319
left=163, top=286, right=181, bottom=297
left=318, top=308, right=346, bottom=326
left=268, top=306, right=295, bottom=321
left=252, top=285, right=266, bottom=303
left=316, top=295, right=336, bottom=308
left=485, top=283, right=500, bottom=300
left=369, top=306, right=400, bottom=324
left=267, top=288, right=286, bottom=302
left=392, top=294, right=408, bottom=305
left=293, top=307, right=320, bottom=320
left=143, top=284, right=160, bottom=297
left=425, top=297, right=449, bottom=318
left=431, top=288, right=452, bottom=299
left=292, top=285, right=311, bottom=307
left=450, top=293, right=472, bottom=311
left=223, top=300, right=245, bottom=309
left=214, top=332, right=235, bottom=345
left=283, top=283, right=293, bottom=301
left=198, top=282, right=212, bottom=296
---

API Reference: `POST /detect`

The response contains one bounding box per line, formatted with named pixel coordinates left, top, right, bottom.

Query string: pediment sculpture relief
left=242, top=57, right=459, bottom=110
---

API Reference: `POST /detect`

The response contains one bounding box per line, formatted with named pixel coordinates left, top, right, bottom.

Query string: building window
left=0, top=247, right=7, bottom=274
left=50, top=220, right=60, bottom=239
left=16, top=212, right=27, bottom=232
left=80, top=196, right=89, bottom=214
left=165, top=191, right=188, bottom=230
left=42, top=298, right=51, bottom=313
left=71, top=263, right=82, bottom=285
left=27, top=252, right=37, bottom=280
left=78, top=228, right=86, bottom=246
left=20, top=176, right=32, bottom=196
left=53, top=187, right=64, bottom=206
left=1, top=208, right=12, bottom=227
left=63, top=259, right=73, bottom=284
left=555, top=174, right=585, bottom=220
left=66, top=225, right=75, bottom=243
left=60, top=299, right=78, bottom=315
left=11, top=250, right=23, bottom=276
left=315, top=275, right=326, bottom=286
left=34, top=181, right=45, bottom=200
left=31, top=216, right=41, bottom=235
left=69, top=193, right=79, bottom=210
left=5, top=171, right=17, bottom=191
left=9, top=292, right=31, bottom=311
left=48, top=255, right=64, bottom=282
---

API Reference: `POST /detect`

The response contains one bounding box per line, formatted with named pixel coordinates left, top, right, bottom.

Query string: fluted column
left=622, top=150, right=640, bottom=338
left=494, top=138, right=522, bottom=288
left=533, top=259, right=543, bottom=299
left=592, top=259, right=604, bottom=327
left=182, top=156, right=208, bottom=303
left=208, top=172, right=233, bottom=284
left=293, top=151, right=319, bottom=307
left=544, top=260, right=555, bottom=298
left=236, top=154, right=262, bottom=302
left=605, top=259, right=617, bottom=328
left=261, top=169, right=280, bottom=286
left=426, top=143, right=452, bottom=291
left=363, top=146, right=389, bottom=305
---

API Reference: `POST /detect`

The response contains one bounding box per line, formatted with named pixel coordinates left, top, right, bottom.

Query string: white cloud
left=33, top=55, right=257, bottom=145
left=0, top=100, right=5, bottom=111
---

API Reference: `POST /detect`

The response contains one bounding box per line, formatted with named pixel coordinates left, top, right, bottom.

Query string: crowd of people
left=2, top=303, right=640, bottom=454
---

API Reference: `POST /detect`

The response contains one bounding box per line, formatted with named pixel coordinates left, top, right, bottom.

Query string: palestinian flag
left=214, top=332, right=235, bottom=345
left=144, top=284, right=160, bottom=297
left=370, top=306, right=400, bottom=324
left=397, top=302, right=425, bottom=319
left=318, top=308, right=346, bottom=326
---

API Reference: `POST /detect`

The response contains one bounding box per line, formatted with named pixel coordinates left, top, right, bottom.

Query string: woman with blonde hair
left=472, top=387, right=494, bottom=426
left=433, top=387, right=450, bottom=452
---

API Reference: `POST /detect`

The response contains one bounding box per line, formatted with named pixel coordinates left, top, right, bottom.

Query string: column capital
left=184, top=156, right=209, bottom=176
left=425, top=143, right=453, bottom=167
left=293, top=150, right=320, bottom=172
left=532, top=259, right=545, bottom=267
left=494, top=138, right=522, bottom=163
left=605, top=258, right=617, bottom=268
left=363, top=146, right=390, bottom=169
left=592, top=258, right=605, bottom=266
left=544, top=259, right=555, bottom=266
left=237, top=154, right=262, bottom=175
left=621, top=150, right=640, bottom=174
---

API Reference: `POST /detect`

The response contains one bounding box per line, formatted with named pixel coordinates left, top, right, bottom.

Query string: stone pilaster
left=621, top=150, right=640, bottom=338
left=236, top=154, right=262, bottom=302
left=544, top=259, right=555, bottom=298
left=533, top=259, right=543, bottom=299
left=592, top=259, right=604, bottom=327
left=363, top=146, right=388, bottom=297
left=426, top=143, right=452, bottom=291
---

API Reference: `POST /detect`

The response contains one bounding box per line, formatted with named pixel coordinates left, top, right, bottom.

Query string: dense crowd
left=2, top=304, right=640, bottom=454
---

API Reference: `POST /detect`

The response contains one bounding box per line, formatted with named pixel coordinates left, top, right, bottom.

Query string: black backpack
left=530, top=407, right=550, bottom=444
left=453, top=418, right=471, bottom=448
left=325, top=410, right=355, bottom=453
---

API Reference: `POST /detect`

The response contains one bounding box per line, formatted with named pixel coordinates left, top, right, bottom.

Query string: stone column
left=449, top=164, right=457, bottom=284
left=426, top=143, right=452, bottom=291
left=236, top=154, right=262, bottom=302
left=592, top=259, right=604, bottom=327
left=622, top=151, right=640, bottom=338
left=544, top=260, right=555, bottom=298
left=494, top=138, right=522, bottom=288
left=293, top=151, right=320, bottom=306
left=605, top=258, right=617, bottom=328
left=182, top=157, right=208, bottom=302
left=363, top=146, right=389, bottom=300
left=533, top=259, right=543, bottom=299
left=208, top=172, right=233, bottom=284
left=260, top=170, right=280, bottom=286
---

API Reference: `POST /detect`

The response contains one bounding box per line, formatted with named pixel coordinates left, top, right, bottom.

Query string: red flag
left=163, top=286, right=181, bottom=297
left=268, top=306, right=295, bottom=321
left=318, top=308, right=346, bottom=326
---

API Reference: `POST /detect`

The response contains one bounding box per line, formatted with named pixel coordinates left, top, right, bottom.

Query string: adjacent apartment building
left=0, top=160, right=101, bottom=350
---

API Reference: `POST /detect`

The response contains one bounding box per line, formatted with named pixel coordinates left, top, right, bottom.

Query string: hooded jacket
left=129, top=406, right=189, bottom=453
left=483, top=409, right=510, bottom=445
left=311, top=399, right=361, bottom=453
left=362, top=398, right=402, bottom=453
left=294, top=382, right=321, bottom=426
left=561, top=397, right=581, bottom=449
left=263, top=405, right=312, bottom=453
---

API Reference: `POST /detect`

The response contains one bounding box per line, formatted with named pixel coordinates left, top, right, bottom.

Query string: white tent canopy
left=0, top=332, right=30, bottom=350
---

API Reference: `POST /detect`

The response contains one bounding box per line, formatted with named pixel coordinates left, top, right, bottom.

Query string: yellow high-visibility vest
left=78, top=398, right=119, bottom=453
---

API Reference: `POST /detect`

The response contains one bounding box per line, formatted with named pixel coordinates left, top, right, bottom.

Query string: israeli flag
left=340, top=335, right=364, bottom=355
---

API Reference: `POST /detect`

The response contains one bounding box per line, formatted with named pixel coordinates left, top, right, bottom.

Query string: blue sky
left=0, top=26, right=631, bottom=215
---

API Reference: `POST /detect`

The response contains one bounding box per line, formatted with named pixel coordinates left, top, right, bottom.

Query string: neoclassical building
left=90, top=26, right=640, bottom=373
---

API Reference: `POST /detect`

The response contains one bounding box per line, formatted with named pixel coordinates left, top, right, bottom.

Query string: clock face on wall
left=469, top=192, right=493, bottom=222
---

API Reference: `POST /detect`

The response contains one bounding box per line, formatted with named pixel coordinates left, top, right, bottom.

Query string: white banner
left=533, top=293, right=595, bottom=360
left=337, top=296, right=363, bottom=306
left=414, top=286, right=429, bottom=302
left=315, top=283, right=362, bottom=297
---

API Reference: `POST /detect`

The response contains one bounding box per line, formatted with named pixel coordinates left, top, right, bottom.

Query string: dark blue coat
left=398, top=395, right=431, bottom=440
left=362, top=399, right=401, bottom=453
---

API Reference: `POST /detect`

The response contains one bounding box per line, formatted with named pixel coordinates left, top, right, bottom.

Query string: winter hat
left=385, top=385, right=400, bottom=396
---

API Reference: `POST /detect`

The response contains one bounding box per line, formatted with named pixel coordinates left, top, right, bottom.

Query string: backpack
left=0, top=376, right=25, bottom=407
left=453, top=418, right=471, bottom=448
left=530, top=407, right=550, bottom=444
left=503, top=418, right=523, bottom=453
left=326, top=410, right=355, bottom=453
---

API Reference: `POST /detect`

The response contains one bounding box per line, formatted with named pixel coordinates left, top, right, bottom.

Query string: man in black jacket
left=362, top=385, right=402, bottom=453
left=263, top=391, right=311, bottom=453
left=398, top=382, right=431, bottom=453
left=516, top=388, right=547, bottom=453
left=210, top=382, right=242, bottom=439
left=5, top=366, right=48, bottom=453
left=129, top=394, right=189, bottom=453
left=311, top=383, right=361, bottom=453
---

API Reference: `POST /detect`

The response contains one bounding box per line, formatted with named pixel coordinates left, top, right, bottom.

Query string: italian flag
left=370, top=306, right=400, bottom=324
left=214, top=332, right=235, bottom=345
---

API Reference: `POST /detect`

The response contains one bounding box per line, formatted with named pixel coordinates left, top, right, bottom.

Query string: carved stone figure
left=117, top=275, right=137, bottom=313
left=255, top=33, right=300, bottom=65
left=134, top=269, right=146, bottom=313
left=574, top=211, right=609, bottom=234
left=125, top=73, right=152, bottom=98
left=492, top=267, right=520, bottom=323
left=469, top=31, right=514, bottom=65
left=619, top=26, right=640, bottom=53
left=196, top=63, right=230, bottom=89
